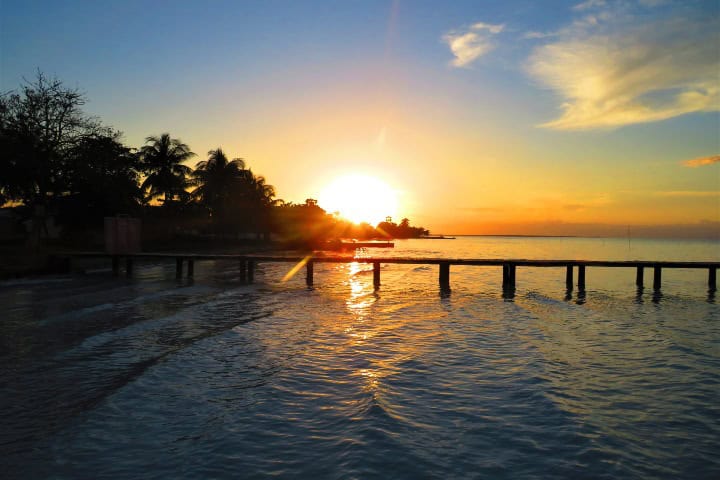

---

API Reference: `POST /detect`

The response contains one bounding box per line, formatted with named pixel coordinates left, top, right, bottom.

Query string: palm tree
left=139, top=133, right=195, bottom=204
left=243, top=171, right=277, bottom=238
left=247, top=172, right=277, bottom=207
left=191, top=148, right=247, bottom=216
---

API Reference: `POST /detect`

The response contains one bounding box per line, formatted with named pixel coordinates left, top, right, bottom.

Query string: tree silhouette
left=62, top=133, right=142, bottom=223
left=247, top=172, right=276, bottom=207
left=0, top=71, right=108, bottom=205
left=139, top=133, right=194, bottom=205
left=191, top=148, right=247, bottom=218
left=189, top=147, right=277, bottom=234
left=3, top=72, right=432, bottom=247
left=376, top=217, right=428, bottom=238
left=233, top=169, right=275, bottom=237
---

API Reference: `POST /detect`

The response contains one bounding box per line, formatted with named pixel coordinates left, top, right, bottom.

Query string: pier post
left=373, top=262, right=381, bottom=289
left=502, top=263, right=516, bottom=298
left=636, top=266, right=644, bottom=288
left=578, top=265, right=586, bottom=291
left=653, top=266, right=662, bottom=290
left=175, top=257, right=183, bottom=279
left=239, top=259, right=247, bottom=283
left=565, top=265, right=573, bottom=291
left=187, top=259, right=194, bottom=278
left=709, top=267, right=717, bottom=291
left=125, top=257, right=133, bottom=278
left=306, top=261, right=314, bottom=286
left=439, top=262, right=450, bottom=291
left=248, top=260, right=255, bottom=284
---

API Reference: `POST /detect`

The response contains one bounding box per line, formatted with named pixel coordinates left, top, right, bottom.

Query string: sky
left=1, top=0, right=718, bottom=237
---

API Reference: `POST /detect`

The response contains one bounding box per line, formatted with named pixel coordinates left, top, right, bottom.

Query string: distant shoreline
left=444, top=234, right=578, bottom=238
left=437, top=234, right=719, bottom=241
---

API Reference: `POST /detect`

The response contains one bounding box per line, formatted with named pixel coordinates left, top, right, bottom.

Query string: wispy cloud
left=573, top=0, right=606, bottom=11
left=562, top=203, right=593, bottom=211
left=527, top=3, right=720, bottom=130
left=523, top=31, right=558, bottom=40
left=443, top=22, right=504, bottom=68
left=637, top=0, right=667, bottom=7
left=655, top=190, right=719, bottom=197
left=459, top=206, right=505, bottom=213
left=682, top=155, right=720, bottom=168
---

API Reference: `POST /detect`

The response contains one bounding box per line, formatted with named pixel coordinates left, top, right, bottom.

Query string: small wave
left=36, top=283, right=217, bottom=326
left=0, top=276, right=72, bottom=287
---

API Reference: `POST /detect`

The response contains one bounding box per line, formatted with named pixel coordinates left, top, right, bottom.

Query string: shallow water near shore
left=1, top=236, right=719, bottom=479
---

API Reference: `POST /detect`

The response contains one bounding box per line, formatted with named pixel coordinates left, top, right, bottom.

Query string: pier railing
left=66, top=252, right=719, bottom=294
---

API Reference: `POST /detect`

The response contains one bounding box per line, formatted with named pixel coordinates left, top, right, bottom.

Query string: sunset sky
left=2, top=0, right=718, bottom=236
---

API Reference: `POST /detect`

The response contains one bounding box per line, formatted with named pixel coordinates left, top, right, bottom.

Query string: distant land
left=433, top=222, right=720, bottom=240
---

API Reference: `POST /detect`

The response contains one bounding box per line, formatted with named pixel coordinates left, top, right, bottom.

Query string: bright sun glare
left=318, top=174, right=398, bottom=225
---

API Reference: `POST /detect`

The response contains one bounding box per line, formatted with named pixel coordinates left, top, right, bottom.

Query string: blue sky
left=2, top=0, right=718, bottom=235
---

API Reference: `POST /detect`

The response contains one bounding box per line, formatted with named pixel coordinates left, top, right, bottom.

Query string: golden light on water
left=318, top=174, right=398, bottom=226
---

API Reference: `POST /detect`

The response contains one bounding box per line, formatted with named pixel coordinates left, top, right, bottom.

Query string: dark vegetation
left=0, top=72, right=428, bottom=256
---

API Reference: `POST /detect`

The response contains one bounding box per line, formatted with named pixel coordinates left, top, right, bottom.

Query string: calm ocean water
left=1, top=236, right=718, bottom=479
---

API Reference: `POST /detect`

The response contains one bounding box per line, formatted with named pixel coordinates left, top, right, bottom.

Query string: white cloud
left=444, top=22, right=504, bottom=68
left=573, top=0, right=607, bottom=11
left=527, top=11, right=720, bottom=130
left=471, top=22, right=505, bottom=34
left=523, top=31, right=558, bottom=40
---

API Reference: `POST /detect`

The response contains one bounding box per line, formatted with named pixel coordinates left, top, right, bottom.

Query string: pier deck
left=64, top=252, right=719, bottom=295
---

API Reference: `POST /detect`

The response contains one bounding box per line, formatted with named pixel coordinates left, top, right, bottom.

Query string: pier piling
left=306, top=261, right=314, bottom=286
left=439, top=262, right=450, bottom=290
left=373, top=262, right=381, bottom=289
left=502, top=263, right=516, bottom=297
left=175, top=257, right=183, bottom=279
left=566, top=265, right=573, bottom=291
left=636, top=266, right=644, bottom=288
left=187, top=259, right=194, bottom=278
left=653, top=266, right=662, bottom=290
left=578, top=265, right=586, bottom=291
left=248, top=260, right=255, bottom=284
left=125, top=257, right=133, bottom=277
left=709, top=267, right=717, bottom=291
left=239, top=259, right=247, bottom=283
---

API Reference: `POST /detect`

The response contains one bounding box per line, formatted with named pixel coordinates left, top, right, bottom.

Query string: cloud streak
left=572, top=0, right=607, bottom=12
left=655, top=191, right=719, bottom=197
left=444, top=22, right=504, bottom=68
left=527, top=5, right=720, bottom=130
left=682, top=155, right=720, bottom=168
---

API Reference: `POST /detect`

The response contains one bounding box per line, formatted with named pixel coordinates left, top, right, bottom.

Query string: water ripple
left=1, top=239, right=719, bottom=479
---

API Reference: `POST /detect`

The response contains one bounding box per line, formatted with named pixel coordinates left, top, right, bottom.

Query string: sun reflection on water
left=345, top=262, right=377, bottom=314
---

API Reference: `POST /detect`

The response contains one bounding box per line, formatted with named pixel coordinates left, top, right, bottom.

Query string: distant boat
left=420, top=235, right=456, bottom=240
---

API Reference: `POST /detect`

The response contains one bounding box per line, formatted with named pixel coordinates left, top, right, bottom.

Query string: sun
left=318, top=174, right=398, bottom=225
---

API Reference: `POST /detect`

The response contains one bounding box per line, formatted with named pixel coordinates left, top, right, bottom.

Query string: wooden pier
left=67, top=252, right=719, bottom=296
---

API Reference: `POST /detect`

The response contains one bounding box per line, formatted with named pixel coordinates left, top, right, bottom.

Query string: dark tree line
left=376, top=217, right=429, bottom=238
left=0, top=72, right=428, bottom=246
left=0, top=73, right=277, bottom=239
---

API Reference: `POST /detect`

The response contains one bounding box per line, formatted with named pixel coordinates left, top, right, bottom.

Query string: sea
left=1, top=236, right=718, bottom=479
